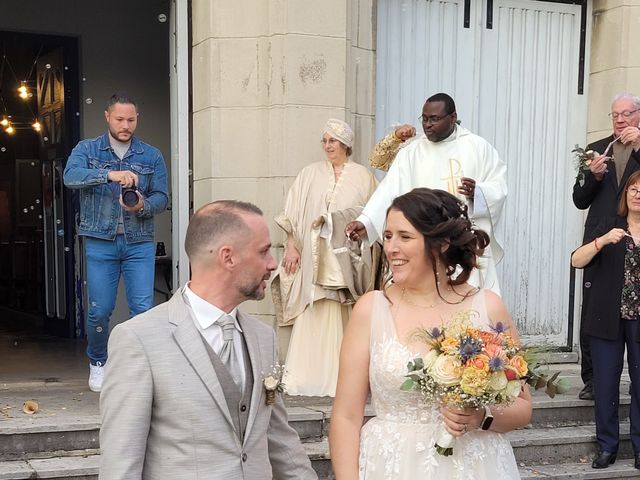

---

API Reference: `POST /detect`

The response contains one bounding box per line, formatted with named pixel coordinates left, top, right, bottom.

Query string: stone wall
left=588, top=0, right=640, bottom=141
left=190, top=0, right=376, bottom=354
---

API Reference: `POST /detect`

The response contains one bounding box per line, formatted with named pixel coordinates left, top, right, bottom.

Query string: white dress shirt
left=183, top=284, right=246, bottom=388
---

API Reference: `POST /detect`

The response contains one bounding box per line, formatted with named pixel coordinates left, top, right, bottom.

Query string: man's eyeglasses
left=419, top=112, right=455, bottom=124
left=627, top=186, right=640, bottom=197
left=608, top=109, right=640, bottom=120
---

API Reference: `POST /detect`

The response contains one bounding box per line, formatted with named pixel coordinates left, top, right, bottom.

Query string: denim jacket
left=63, top=133, right=168, bottom=243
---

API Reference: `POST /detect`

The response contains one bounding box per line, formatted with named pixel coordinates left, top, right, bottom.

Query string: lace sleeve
left=369, top=132, right=403, bottom=171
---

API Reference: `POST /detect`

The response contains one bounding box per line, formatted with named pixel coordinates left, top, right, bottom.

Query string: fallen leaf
left=22, top=400, right=39, bottom=414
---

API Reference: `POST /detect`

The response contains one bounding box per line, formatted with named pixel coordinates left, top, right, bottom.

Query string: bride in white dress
left=329, top=188, right=532, bottom=479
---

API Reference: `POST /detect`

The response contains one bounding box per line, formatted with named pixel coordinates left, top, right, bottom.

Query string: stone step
left=0, top=452, right=99, bottom=480
left=1, top=388, right=631, bottom=461
left=510, top=422, right=632, bottom=465
left=306, top=423, right=636, bottom=477
left=520, top=459, right=640, bottom=479
left=2, top=452, right=639, bottom=480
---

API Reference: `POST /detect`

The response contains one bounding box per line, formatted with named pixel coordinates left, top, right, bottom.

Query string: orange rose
left=440, top=337, right=459, bottom=354
left=484, top=343, right=505, bottom=359
left=479, top=331, right=500, bottom=346
left=509, top=355, right=528, bottom=377
left=465, top=354, right=490, bottom=372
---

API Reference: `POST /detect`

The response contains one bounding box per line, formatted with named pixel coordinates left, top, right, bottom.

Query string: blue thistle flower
left=429, top=327, right=442, bottom=339
left=459, top=335, right=483, bottom=362
left=488, top=355, right=505, bottom=371
left=489, top=321, right=509, bottom=334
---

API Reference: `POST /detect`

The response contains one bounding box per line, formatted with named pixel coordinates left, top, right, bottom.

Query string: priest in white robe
left=346, top=93, right=507, bottom=294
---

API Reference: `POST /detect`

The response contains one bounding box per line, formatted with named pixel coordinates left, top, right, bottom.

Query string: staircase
left=0, top=365, right=638, bottom=479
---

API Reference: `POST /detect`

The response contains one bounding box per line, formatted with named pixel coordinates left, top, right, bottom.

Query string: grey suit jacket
left=99, top=292, right=317, bottom=480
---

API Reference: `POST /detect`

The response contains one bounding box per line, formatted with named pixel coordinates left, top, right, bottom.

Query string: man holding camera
left=63, top=93, right=168, bottom=392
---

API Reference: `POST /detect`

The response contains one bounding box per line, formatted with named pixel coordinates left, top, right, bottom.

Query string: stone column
left=190, top=0, right=376, bottom=352
left=588, top=0, right=640, bottom=141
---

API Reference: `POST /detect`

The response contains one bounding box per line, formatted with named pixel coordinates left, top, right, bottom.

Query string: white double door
left=376, top=0, right=589, bottom=345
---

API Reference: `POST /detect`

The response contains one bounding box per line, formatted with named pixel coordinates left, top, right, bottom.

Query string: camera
left=121, top=186, right=139, bottom=207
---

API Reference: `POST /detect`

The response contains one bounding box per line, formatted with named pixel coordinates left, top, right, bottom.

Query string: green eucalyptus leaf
left=401, top=378, right=415, bottom=391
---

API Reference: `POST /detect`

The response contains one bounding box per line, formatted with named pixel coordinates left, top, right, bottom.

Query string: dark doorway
left=0, top=31, right=80, bottom=337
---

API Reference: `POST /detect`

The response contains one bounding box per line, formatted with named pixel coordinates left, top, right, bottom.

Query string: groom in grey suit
left=99, top=200, right=317, bottom=479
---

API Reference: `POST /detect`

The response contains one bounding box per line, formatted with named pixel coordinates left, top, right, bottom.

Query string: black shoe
left=579, top=381, right=594, bottom=400
left=635, top=453, right=640, bottom=470
left=592, top=451, right=617, bottom=469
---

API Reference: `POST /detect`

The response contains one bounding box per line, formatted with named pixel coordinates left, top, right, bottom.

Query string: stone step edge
left=0, top=452, right=99, bottom=480
left=0, top=395, right=627, bottom=437
left=520, top=458, right=640, bottom=479
left=1, top=453, right=638, bottom=480
left=302, top=422, right=633, bottom=460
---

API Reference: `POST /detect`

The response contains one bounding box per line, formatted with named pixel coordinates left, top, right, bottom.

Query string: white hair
left=611, top=93, right=640, bottom=110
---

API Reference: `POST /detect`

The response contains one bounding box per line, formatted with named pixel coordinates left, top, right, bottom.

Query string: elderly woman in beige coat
left=272, top=119, right=377, bottom=396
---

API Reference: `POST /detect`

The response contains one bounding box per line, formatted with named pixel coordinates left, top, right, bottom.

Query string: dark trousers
left=580, top=284, right=592, bottom=384
left=590, top=320, right=640, bottom=453
left=580, top=325, right=593, bottom=383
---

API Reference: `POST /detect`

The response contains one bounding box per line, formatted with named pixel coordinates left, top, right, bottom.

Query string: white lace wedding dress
left=358, top=291, right=521, bottom=479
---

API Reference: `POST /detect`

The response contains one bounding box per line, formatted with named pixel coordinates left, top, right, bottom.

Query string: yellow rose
left=460, top=367, right=490, bottom=396
left=487, top=370, right=508, bottom=392
left=430, top=354, right=462, bottom=386
left=509, top=355, right=528, bottom=377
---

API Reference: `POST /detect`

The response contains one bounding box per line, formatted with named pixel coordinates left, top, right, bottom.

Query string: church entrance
left=375, top=0, right=590, bottom=347
left=0, top=0, right=182, bottom=345
left=0, top=31, right=80, bottom=338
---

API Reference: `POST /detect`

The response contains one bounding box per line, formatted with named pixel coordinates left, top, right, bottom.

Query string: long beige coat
left=272, top=159, right=377, bottom=326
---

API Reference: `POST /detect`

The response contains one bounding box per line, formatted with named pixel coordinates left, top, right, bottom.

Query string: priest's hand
left=345, top=221, right=367, bottom=241
left=458, top=177, right=476, bottom=198
left=588, top=153, right=607, bottom=181
left=394, top=124, right=416, bottom=142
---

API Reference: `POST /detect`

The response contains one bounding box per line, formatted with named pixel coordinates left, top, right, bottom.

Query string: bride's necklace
left=401, top=287, right=449, bottom=309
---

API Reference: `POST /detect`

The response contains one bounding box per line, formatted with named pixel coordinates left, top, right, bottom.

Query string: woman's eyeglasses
left=627, top=186, right=640, bottom=197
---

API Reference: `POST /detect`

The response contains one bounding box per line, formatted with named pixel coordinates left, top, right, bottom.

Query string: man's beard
left=238, top=278, right=267, bottom=301
left=109, top=127, right=132, bottom=142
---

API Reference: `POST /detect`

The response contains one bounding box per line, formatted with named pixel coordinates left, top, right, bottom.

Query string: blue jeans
left=85, top=235, right=155, bottom=365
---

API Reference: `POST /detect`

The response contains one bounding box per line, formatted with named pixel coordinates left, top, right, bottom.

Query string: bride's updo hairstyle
left=387, top=188, right=490, bottom=288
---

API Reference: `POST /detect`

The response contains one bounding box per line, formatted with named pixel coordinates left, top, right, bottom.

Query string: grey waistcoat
left=201, top=335, right=254, bottom=442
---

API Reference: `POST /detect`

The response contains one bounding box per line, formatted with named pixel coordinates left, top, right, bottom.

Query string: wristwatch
left=480, top=405, right=494, bottom=430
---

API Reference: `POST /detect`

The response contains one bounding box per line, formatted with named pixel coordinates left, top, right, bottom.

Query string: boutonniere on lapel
left=263, top=364, right=286, bottom=405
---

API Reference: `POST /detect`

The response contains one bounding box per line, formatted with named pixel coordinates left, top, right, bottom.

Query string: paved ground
left=0, top=328, right=335, bottom=432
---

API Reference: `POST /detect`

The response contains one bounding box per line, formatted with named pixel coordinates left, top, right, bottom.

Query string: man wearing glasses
left=345, top=92, right=506, bottom=294
left=573, top=93, right=640, bottom=401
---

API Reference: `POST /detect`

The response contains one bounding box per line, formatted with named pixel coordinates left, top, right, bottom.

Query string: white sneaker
left=88, top=363, right=105, bottom=392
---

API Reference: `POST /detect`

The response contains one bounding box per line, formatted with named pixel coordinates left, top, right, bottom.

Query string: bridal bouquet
left=401, top=309, right=566, bottom=456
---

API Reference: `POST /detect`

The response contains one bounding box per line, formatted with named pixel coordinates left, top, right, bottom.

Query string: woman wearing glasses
left=271, top=119, right=378, bottom=397
left=572, top=93, right=640, bottom=402
left=572, top=170, right=640, bottom=470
